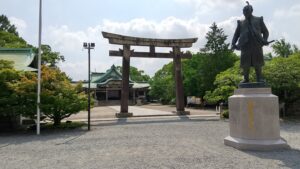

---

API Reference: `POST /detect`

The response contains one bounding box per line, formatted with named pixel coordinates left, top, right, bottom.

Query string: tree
left=0, top=15, right=19, bottom=36
left=0, top=31, right=28, bottom=48
left=204, top=61, right=242, bottom=104
left=0, top=60, right=20, bottom=117
left=201, top=22, right=230, bottom=54
left=149, top=62, right=175, bottom=104
left=116, top=65, right=150, bottom=82
left=264, top=52, right=300, bottom=109
left=40, top=66, right=87, bottom=125
left=183, top=23, right=238, bottom=99
left=39, top=45, right=65, bottom=67
left=271, top=39, right=298, bottom=58
left=204, top=52, right=300, bottom=111
left=11, top=66, right=88, bottom=126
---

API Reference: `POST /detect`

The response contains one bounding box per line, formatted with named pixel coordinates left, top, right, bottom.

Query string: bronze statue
left=231, top=1, right=272, bottom=84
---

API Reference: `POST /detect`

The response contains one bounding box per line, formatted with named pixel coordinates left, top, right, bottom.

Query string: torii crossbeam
left=102, top=31, right=198, bottom=117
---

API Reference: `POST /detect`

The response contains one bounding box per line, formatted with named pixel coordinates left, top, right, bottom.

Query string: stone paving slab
left=67, top=104, right=219, bottom=122
left=109, top=106, right=175, bottom=116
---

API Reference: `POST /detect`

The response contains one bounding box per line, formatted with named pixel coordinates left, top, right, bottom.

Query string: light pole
left=83, top=42, right=95, bottom=130
left=37, top=0, right=42, bottom=135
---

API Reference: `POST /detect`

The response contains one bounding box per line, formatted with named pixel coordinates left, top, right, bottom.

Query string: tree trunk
left=53, top=117, right=61, bottom=126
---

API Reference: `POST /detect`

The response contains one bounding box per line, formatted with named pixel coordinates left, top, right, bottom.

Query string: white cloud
left=274, top=4, right=300, bottom=18
left=271, top=4, right=300, bottom=47
left=8, top=16, right=27, bottom=35
left=175, top=0, right=244, bottom=14
left=45, top=16, right=242, bottom=81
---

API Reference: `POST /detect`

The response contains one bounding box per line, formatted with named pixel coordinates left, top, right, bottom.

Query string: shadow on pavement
left=0, top=128, right=87, bottom=147
left=91, top=116, right=220, bottom=127
left=244, top=148, right=300, bottom=169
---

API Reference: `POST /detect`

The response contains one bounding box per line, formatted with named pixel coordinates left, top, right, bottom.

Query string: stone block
left=224, top=88, right=288, bottom=150
left=116, top=112, right=133, bottom=118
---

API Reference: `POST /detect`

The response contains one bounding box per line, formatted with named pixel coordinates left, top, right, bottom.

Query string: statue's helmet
left=243, top=1, right=253, bottom=13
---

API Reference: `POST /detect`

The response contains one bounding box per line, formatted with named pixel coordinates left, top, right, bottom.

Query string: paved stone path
left=1, top=118, right=300, bottom=169
left=67, top=104, right=218, bottom=122
left=109, top=106, right=174, bottom=116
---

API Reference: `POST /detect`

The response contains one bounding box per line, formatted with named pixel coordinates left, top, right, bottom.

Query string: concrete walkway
left=67, top=104, right=219, bottom=122
left=109, top=106, right=174, bottom=116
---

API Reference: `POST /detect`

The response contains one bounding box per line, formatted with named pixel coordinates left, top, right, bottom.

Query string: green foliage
left=222, top=109, right=229, bottom=119
left=0, top=31, right=28, bottom=48
left=42, top=121, right=86, bottom=130
left=264, top=53, right=300, bottom=104
left=150, top=23, right=238, bottom=104
left=40, top=66, right=88, bottom=126
left=201, top=22, right=230, bottom=54
left=204, top=61, right=242, bottom=104
left=271, top=39, right=298, bottom=58
left=0, top=60, right=21, bottom=116
left=116, top=66, right=150, bottom=82
left=183, top=23, right=238, bottom=99
left=40, top=45, right=65, bottom=67
left=0, top=59, right=14, bottom=69
left=0, top=14, right=19, bottom=36
left=149, top=62, right=175, bottom=104
left=10, top=66, right=88, bottom=126
left=0, top=15, right=28, bottom=48
left=204, top=52, right=300, bottom=110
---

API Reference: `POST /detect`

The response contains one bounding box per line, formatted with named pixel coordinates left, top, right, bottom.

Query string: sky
left=1, top=0, right=300, bottom=81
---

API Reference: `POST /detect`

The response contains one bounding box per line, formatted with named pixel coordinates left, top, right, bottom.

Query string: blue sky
left=1, top=0, right=300, bottom=80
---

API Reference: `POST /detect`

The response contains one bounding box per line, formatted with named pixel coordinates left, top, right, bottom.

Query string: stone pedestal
left=224, top=88, right=288, bottom=150
left=116, top=112, right=133, bottom=118
left=172, top=111, right=190, bottom=115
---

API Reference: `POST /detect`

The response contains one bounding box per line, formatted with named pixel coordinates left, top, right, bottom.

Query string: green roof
left=91, top=65, right=134, bottom=84
left=83, top=65, right=149, bottom=89
left=132, top=83, right=150, bottom=89
left=0, top=48, right=36, bottom=71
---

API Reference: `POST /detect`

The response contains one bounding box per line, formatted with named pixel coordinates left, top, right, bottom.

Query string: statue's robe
left=232, top=16, right=269, bottom=68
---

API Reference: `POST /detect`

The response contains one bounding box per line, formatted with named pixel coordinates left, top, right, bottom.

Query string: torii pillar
left=102, top=31, right=197, bottom=117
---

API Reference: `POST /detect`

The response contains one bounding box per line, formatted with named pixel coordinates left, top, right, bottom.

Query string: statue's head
left=243, top=1, right=253, bottom=19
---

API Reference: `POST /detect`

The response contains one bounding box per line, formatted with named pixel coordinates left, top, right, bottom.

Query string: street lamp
left=83, top=42, right=95, bottom=131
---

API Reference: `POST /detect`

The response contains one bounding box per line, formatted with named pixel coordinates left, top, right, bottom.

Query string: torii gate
left=102, top=32, right=198, bottom=117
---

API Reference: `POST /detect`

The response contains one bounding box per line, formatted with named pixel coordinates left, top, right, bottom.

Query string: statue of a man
left=231, top=2, right=269, bottom=83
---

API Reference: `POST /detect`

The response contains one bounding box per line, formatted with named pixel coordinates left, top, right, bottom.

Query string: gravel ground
left=0, top=118, right=300, bottom=169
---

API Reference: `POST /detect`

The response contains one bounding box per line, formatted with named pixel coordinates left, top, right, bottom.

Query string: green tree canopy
left=40, top=45, right=65, bottom=67
left=183, top=23, right=238, bottom=99
left=203, top=61, right=242, bottom=104
left=0, top=60, right=21, bottom=117
left=149, top=23, right=238, bottom=104
left=149, top=62, right=175, bottom=104
left=0, top=14, right=19, bottom=36
left=116, top=65, right=150, bottom=82
left=271, top=39, right=298, bottom=58
left=201, top=22, right=230, bottom=54
left=10, top=66, right=88, bottom=126
left=0, top=31, right=28, bottom=48
left=204, top=52, right=300, bottom=111
left=264, top=52, right=300, bottom=104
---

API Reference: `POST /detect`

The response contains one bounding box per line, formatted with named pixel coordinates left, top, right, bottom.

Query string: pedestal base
left=172, top=111, right=190, bottom=115
left=224, top=88, right=288, bottom=150
left=116, top=112, right=133, bottom=118
left=224, top=136, right=289, bottom=151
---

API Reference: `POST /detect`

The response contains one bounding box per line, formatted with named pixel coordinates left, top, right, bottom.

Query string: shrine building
left=83, top=65, right=150, bottom=106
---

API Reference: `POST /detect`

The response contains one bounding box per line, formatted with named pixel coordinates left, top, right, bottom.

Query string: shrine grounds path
left=1, top=117, right=300, bottom=169
left=66, top=103, right=219, bottom=121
